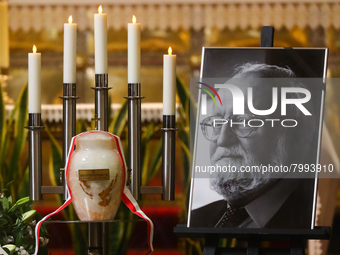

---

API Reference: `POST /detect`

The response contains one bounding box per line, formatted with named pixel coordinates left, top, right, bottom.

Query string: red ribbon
left=34, top=131, right=154, bottom=255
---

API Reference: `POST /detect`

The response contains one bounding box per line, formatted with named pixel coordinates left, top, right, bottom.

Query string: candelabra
left=126, top=82, right=143, bottom=199
left=161, top=115, right=177, bottom=200
left=89, top=73, right=110, bottom=255
left=26, top=113, right=43, bottom=201
left=93, top=74, right=110, bottom=131
left=27, top=75, right=177, bottom=254
left=126, top=84, right=178, bottom=201
left=60, top=82, right=78, bottom=200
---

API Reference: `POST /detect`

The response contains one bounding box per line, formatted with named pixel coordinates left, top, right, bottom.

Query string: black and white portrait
left=188, top=48, right=328, bottom=229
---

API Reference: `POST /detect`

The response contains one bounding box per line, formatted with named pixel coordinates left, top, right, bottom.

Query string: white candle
left=163, top=47, right=176, bottom=115
left=28, top=45, right=41, bottom=113
left=0, top=1, right=9, bottom=69
left=128, top=15, right=141, bottom=83
left=63, top=15, right=77, bottom=83
left=94, top=5, right=107, bottom=74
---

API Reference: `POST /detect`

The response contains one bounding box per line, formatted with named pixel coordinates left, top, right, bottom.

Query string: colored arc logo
left=196, top=82, right=222, bottom=106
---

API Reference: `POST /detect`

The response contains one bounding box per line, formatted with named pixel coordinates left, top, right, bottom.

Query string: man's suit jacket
left=190, top=179, right=314, bottom=229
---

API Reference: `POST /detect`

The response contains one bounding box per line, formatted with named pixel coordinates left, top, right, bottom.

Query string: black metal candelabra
left=27, top=72, right=177, bottom=255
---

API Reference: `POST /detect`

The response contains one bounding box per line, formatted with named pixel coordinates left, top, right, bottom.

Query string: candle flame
left=168, top=47, right=172, bottom=55
left=98, top=5, right=103, bottom=14
left=33, top=45, right=37, bottom=53
left=132, top=15, right=136, bottom=23
left=68, top=15, right=73, bottom=24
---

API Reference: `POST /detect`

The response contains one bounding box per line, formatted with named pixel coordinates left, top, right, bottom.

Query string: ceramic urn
left=67, top=131, right=125, bottom=221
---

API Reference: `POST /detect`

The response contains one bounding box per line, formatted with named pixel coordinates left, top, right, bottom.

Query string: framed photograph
left=187, top=47, right=328, bottom=229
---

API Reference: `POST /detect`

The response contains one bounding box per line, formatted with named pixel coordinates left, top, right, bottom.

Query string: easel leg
left=247, top=239, right=260, bottom=255
left=290, top=238, right=305, bottom=255
left=203, top=234, right=219, bottom=255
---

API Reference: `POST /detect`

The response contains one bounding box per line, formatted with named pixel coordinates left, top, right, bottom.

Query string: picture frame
left=187, top=47, right=328, bottom=229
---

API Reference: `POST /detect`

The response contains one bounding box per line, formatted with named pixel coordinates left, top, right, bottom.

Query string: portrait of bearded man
left=189, top=61, right=323, bottom=229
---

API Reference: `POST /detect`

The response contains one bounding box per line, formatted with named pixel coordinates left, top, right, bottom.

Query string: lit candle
left=128, top=15, right=141, bottom=83
left=63, top=15, right=77, bottom=83
left=163, top=47, right=176, bottom=115
left=94, top=5, right=107, bottom=74
left=0, top=1, right=9, bottom=69
left=28, top=45, right=41, bottom=113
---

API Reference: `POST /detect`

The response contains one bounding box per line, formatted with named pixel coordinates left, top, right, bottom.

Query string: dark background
left=202, top=47, right=327, bottom=78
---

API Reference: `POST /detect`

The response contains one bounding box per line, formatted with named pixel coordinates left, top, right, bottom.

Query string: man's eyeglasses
left=200, top=114, right=258, bottom=141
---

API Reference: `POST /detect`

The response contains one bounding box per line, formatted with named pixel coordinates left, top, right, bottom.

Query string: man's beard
left=210, top=136, right=287, bottom=207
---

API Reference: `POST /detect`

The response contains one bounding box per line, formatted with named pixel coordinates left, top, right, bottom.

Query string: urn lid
left=75, top=131, right=116, bottom=149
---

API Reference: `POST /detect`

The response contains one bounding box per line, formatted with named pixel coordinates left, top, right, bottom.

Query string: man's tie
left=215, top=206, right=250, bottom=228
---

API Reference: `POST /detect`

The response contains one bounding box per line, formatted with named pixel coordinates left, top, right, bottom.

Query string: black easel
left=260, top=26, right=275, bottom=47
left=174, top=225, right=330, bottom=255
left=174, top=26, right=331, bottom=255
